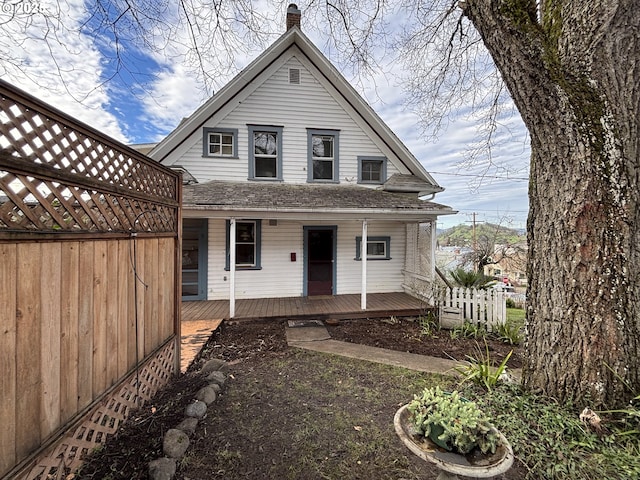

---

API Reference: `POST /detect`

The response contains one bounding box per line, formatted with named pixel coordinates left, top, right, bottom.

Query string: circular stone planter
left=394, top=404, right=514, bottom=480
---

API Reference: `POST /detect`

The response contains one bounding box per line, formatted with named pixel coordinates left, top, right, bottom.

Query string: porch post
left=361, top=219, right=367, bottom=310
left=430, top=219, right=437, bottom=280
left=229, top=217, right=236, bottom=318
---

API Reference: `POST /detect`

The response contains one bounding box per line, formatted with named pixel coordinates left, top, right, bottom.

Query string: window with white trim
left=358, top=156, right=386, bottom=184
left=249, top=125, right=283, bottom=180
left=355, top=236, right=391, bottom=260
left=307, top=129, right=339, bottom=182
left=203, top=128, right=238, bottom=157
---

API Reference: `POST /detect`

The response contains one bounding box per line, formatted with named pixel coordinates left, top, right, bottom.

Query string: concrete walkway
left=285, top=323, right=463, bottom=376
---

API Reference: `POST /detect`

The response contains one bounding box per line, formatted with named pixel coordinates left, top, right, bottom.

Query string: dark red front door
left=306, top=228, right=334, bottom=296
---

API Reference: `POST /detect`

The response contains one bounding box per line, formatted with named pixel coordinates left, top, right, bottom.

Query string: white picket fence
left=438, top=287, right=507, bottom=331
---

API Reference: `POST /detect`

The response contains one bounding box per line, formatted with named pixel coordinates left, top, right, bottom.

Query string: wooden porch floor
left=181, top=292, right=428, bottom=322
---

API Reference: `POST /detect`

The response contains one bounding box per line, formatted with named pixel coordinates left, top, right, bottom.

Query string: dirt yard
left=76, top=317, right=525, bottom=479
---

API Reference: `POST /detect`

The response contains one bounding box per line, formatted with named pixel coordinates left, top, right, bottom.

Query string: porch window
left=203, top=127, right=238, bottom=157
left=355, top=236, right=391, bottom=260
left=225, top=220, right=262, bottom=269
left=358, top=156, right=386, bottom=184
left=249, top=125, right=283, bottom=180
left=307, top=129, right=340, bottom=182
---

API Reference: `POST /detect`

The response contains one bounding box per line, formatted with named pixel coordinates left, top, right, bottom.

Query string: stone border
left=148, top=358, right=228, bottom=480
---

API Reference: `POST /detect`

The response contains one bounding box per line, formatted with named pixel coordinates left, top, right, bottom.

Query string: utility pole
left=472, top=212, right=477, bottom=253
left=466, top=213, right=479, bottom=270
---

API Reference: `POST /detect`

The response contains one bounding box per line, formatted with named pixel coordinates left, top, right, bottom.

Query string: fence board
left=148, top=239, right=160, bottom=349
left=40, top=243, right=62, bottom=440
left=106, top=241, right=119, bottom=387
left=77, top=241, right=94, bottom=411
left=135, top=239, right=147, bottom=356
left=92, top=241, right=108, bottom=398
left=117, top=240, right=130, bottom=376
left=0, top=243, right=17, bottom=474
left=60, top=242, right=80, bottom=425
left=16, top=243, right=42, bottom=459
left=160, top=238, right=175, bottom=340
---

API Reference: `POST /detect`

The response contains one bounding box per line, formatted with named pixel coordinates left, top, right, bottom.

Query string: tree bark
left=462, top=0, right=640, bottom=406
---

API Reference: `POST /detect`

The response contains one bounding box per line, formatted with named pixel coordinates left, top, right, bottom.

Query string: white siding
left=335, top=221, right=406, bottom=295
left=206, top=219, right=407, bottom=300
left=168, top=50, right=404, bottom=184
left=207, top=219, right=304, bottom=300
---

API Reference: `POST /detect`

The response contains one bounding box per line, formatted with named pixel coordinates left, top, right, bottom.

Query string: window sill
left=354, top=257, right=392, bottom=261
left=224, top=266, right=263, bottom=271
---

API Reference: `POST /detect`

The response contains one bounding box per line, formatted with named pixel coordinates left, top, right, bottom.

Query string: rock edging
left=148, top=358, right=228, bottom=480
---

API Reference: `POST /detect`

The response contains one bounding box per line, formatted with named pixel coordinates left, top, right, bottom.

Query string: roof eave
left=182, top=204, right=457, bottom=221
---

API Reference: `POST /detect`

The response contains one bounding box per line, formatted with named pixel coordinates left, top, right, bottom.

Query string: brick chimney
left=286, top=3, right=301, bottom=30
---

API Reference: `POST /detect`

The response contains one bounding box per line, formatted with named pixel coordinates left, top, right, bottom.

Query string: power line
left=455, top=208, right=529, bottom=214
left=430, top=171, right=529, bottom=181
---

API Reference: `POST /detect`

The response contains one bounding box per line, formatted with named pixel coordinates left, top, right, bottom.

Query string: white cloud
left=0, top=0, right=129, bottom=142
left=138, top=66, right=205, bottom=139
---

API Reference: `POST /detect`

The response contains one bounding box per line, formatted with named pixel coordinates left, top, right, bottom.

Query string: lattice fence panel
left=21, top=340, right=176, bottom=480
left=0, top=80, right=179, bottom=235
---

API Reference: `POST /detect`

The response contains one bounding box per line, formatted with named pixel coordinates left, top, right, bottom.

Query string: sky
left=0, top=0, right=530, bottom=230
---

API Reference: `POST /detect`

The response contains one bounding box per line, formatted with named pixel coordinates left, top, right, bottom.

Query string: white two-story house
left=149, top=5, right=455, bottom=316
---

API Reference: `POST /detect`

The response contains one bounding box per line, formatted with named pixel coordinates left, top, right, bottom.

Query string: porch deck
left=181, top=292, right=428, bottom=323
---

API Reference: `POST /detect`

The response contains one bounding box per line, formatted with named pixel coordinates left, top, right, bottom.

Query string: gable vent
left=289, top=68, right=301, bottom=84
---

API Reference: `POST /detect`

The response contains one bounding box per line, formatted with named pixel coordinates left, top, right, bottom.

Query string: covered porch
left=182, top=292, right=428, bottom=323
left=179, top=292, right=430, bottom=371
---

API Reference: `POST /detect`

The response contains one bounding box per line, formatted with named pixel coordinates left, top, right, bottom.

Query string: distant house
left=149, top=4, right=455, bottom=315
left=484, top=244, right=528, bottom=287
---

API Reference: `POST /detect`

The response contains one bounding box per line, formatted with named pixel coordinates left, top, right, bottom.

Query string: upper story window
left=203, top=127, right=238, bottom=157
left=307, top=129, right=340, bottom=182
left=358, top=156, right=386, bottom=184
left=248, top=125, right=283, bottom=180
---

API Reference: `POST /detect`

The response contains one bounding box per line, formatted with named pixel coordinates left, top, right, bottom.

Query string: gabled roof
left=149, top=26, right=443, bottom=194
left=182, top=181, right=453, bottom=220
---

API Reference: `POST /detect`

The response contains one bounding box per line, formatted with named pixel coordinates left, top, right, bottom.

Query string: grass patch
left=507, top=307, right=526, bottom=324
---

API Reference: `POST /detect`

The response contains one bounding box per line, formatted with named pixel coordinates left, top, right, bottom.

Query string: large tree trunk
left=462, top=0, right=640, bottom=407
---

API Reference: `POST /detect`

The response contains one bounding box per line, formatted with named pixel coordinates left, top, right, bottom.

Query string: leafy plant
left=494, top=320, right=523, bottom=345
left=450, top=268, right=495, bottom=289
left=418, top=312, right=438, bottom=337
left=450, top=321, right=486, bottom=340
left=408, top=386, right=500, bottom=455
left=455, top=341, right=513, bottom=391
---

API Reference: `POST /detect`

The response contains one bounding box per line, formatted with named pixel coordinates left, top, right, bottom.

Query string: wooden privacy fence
left=438, top=287, right=507, bottom=331
left=0, top=79, right=182, bottom=479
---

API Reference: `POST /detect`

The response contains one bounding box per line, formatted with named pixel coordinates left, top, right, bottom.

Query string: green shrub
left=455, top=341, right=512, bottom=391
left=408, top=386, right=499, bottom=454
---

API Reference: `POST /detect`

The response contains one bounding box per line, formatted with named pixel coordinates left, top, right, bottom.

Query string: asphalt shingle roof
left=183, top=181, right=451, bottom=213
